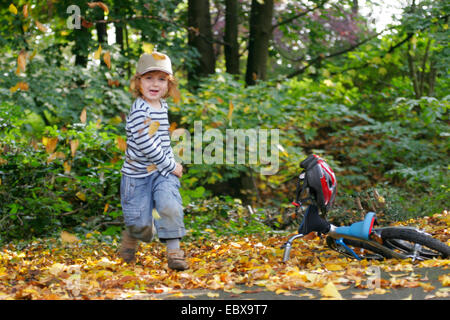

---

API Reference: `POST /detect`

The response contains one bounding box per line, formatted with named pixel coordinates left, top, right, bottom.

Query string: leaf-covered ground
left=0, top=212, right=448, bottom=300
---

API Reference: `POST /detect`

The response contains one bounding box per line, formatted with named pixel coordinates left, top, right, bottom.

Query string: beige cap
left=137, top=52, right=173, bottom=76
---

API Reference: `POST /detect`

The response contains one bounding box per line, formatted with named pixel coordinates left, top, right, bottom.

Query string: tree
left=188, top=0, right=216, bottom=86
left=224, top=0, right=240, bottom=75
left=245, top=0, right=274, bottom=85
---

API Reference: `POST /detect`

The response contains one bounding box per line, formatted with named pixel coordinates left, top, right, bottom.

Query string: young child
left=119, top=51, right=188, bottom=270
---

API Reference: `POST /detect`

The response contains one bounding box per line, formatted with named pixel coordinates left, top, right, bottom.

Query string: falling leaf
left=227, top=100, right=234, bottom=124
left=148, top=121, right=160, bottom=136
left=152, top=208, right=161, bottom=220
left=35, top=21, right=48, bottom=32
left=87, top=2, right=109, bottom=15
left=70, top=140, right=79, bottom=157
left=63, top=161, right=71, bottom=174
left=9, top=4, right=18, bottom=15
left=143, top=43, right=154, bottom=54
left=23, top=4, right=28, bottom=18
left=321, top=282, right=343, bottom=300
left=80, top=108, right=87, bottom=123
left=116, top=136, right=127, bottom=152
left=103, top=51, right=111, bottom=69
left=169, top=122, right=177, bottom=134
left=94, top=44, right=102, bottom=60
left=81, top=17, right=94, bottom=29
left=17, top=49, right=27, bottom=73
left=151, top=52, right=166, bottom=60
left=61, top=231, right=79, bottom=244
left=76, top=191, right=86, bottom=202
left=44, top=137, right=58, bottom=154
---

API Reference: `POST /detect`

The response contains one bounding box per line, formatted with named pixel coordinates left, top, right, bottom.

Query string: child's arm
left=128, top=109, right=176, bottom=177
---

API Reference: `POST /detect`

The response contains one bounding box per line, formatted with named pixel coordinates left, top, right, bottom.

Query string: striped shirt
left=121, top=97, right=176, bottom=178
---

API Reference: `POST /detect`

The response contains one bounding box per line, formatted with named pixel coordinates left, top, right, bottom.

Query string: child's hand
left=172, top=162, right=183, bottom=177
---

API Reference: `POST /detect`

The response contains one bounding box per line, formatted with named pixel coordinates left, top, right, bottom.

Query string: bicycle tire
left=379, top=227, right=450, bottom=259
left=326, top=236, right=397, bottom=260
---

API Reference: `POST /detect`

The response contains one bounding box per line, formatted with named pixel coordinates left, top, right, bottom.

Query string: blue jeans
left=120, top=172, right=186, bottom=241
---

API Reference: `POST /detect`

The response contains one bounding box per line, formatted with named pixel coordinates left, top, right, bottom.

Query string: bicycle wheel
left=325, top=236, right=396, bottom=260
left=379, top=227, right=450, bottom=259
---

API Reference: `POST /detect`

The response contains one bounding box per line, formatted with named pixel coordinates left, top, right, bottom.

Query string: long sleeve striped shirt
left=121, top=97, right=176, bottom=178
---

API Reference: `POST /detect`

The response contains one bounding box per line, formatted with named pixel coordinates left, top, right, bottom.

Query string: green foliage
left=0, top=103, right=124, bottom=243
left=184, top=196, right=271, bottom=240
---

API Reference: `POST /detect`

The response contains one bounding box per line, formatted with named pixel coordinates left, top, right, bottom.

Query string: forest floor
left=0, top=212, right=448, bottom=301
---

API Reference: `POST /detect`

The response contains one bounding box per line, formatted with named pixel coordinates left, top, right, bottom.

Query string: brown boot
left=119, top=230, right=138, bottom=263
left=167, top=249, right=189, bottom=271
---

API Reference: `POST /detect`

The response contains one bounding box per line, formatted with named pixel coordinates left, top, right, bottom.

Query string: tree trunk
left=245, top=0, right=274, bottom=85
left=224, top=0, right=240, bottom=75
left=188, top=0, right=216, bottom=87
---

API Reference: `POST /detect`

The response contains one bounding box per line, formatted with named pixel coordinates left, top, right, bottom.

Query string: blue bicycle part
left=334, top=212, right=376, bottom=240
left=335, top=238, right=361, bottom=260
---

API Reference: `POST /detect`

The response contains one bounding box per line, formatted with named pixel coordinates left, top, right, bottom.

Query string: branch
left=287, top=26, right=396, bottom=78
left=272, top=0, right=330, bottom=30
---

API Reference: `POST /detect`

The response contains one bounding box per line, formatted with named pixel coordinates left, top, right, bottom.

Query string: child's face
left=139, top=71, right=169, bottom=104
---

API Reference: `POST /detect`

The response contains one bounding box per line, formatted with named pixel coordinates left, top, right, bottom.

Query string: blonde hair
left=129, top=71, right=180, bottom=103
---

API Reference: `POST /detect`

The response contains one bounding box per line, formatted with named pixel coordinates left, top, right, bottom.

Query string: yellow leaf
left=45, top=137, right=58, bottom=153
left=76, top=191, right=86, bottom=202
left=10, top=83, right=19, bottom=93
left=48, top=263, right=65, bottom=276
left=143, top=43, right=154, bottom=54
left=9, top=4, right=18, bottom=15
left=61, top=231, right=79, bottom=243
left=325, top=263, right=343, bottom=271
left=116, top=136, right=127, bottom=152
left=152, top=208, right=161, bottom=220
left=63, top=161, right=71, bottom=174
left=70, top=140, right=79, bottom=158
left=151, top=52, right=166, bottom=60
left=148, top=121, right=160, bottom=136
left=321, top=282, right=343, bottom=300
left=80, top=108, right=87, bottom=123
left=275, top=288, right=289, bottom=295
left=439, top=275, right=450, bottom=286
left=227, top=100, right=234, bottom=122
left=35, top=21, right=47, bottom=32
left=94, top=44, right=102, bottom=60
left=207, top=292, right=219, bottom=298
left=103, top=51, right=111, bottom=69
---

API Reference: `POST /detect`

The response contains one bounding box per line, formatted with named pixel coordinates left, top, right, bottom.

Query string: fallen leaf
left=207, top=292, right=219, bottom=298
left=321, top=282, right=343, bottom=300
left=61, top=231, right=79, bottom=244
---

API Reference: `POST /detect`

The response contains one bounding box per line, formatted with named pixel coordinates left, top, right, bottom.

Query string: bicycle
left=281, top=155, right=450, bottom=262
